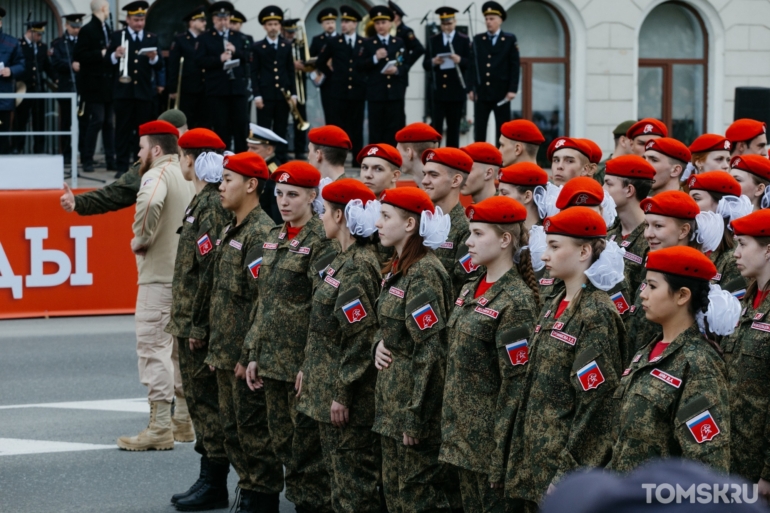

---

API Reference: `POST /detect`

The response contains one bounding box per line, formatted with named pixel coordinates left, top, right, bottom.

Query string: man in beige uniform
left=119, top=119, right=195, bottom=451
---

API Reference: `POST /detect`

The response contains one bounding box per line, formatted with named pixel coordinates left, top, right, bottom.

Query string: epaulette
left=268, top=162, right=278, bottom=173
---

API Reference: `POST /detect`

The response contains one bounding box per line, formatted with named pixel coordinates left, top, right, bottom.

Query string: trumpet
left=118, top=31, right=131, bottom=84
left=281, top=88, right=309, bottom=131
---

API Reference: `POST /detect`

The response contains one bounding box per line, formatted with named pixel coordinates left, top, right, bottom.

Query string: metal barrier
left=0, top=92, right=79, bottom=187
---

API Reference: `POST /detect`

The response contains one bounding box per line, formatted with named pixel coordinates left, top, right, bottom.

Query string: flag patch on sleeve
left=197, top=234, right=213, bottom=256
left=411, top=304, right=439, bottom=330
left=577, top=361, right=605, bottom=391
left=342, top=299, right=367, bottom=323
left=505, top=340, right=528, bottom=366
left=248, top=257, right=262, bottom=279
left=686, top=410, right=720, bottom=443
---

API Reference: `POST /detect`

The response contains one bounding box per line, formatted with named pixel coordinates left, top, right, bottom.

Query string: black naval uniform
left=251, top=36, right=296, bottom=161
left=50, top=33, right=87, bottom=162
left=107, top=28, right=163, bottom=173
left=468, top=30, right=520, bottom=143
left=259, top=154, right=283, bottom=224
left=167, top=30, right=205, bottom=128
left=195, top=28, right=250, bottom=152
left=317, top=33, right=367, bottom=158
left=13, top=36, right=54, bottom=153
left=289, top=35, right=308, bottom=159
left=395, top=22, right=425, bottom=89
left=309, top=31, right=334, bottom=123
left=423, top=30, right=470, bottom=148
left=0, top=30, right=24, bottom=154
left=359, top=34, right=407, bottom=147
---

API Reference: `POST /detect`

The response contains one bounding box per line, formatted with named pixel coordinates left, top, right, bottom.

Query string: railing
left=0, top=92, right=79, bottom=187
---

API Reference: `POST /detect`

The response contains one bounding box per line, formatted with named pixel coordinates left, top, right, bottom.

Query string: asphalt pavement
left=0, top=315, right=294, bottom=513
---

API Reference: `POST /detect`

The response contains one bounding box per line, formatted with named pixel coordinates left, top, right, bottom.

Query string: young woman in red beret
left=372, top=187, right=454, bottom=512
left=295, top=178, right=383, bottom=512
left=722, top=209, right=770, bottom=495
left=608, top=246, right=735, bottom=474
left=730, top=154, right=770, bottom=211
left=438, top=196, right=540, bottom=511
left=244, top=162, right=337, bottom=513
left=497, top=162, right=549, bottom=232
left=505, top=207, right=625, bottom=510
left=686, top=134, right=731, bottom=179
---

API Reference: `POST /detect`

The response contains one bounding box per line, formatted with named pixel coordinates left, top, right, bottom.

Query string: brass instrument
left=167, top=56, right=184, bottom=110
left=295, top=21, right=317, bottom=72
left=15, top=81, right=26, bottom=107
left=282, top=88, right=309, bottom=131
left=447, top=39, right=466, bottom=90
left=118, top=31, right=131, bottom=84
left=358, top=14, right=397, bottom=38
left=78, top=99, right=85, bottom=117
left=223, top=32, right=235, bottom=80
left=291, top=34, right=306, bottom=105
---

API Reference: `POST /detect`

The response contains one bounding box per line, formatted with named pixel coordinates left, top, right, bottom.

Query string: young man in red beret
left=395, top=122, right=441, bottom=186
left=549, top=137, right=593, bottom=186
left=359, top=143, right=402, bottom=198
left=307, top=125, right=351, bottom=183
left=498, top=119, right=544, bottom=166
left=726, top=119, right=768, bottom=158
left=626, top=118, right=668, bottom=156
left=421, top=147, right=481, bottom=296
left=460, top=142, right=501, bottom=203
left=643, top=137, right=691, bottom=196
left=206, top=152, right=284, bottom=512
left=119, top=121, right=195, bottom=451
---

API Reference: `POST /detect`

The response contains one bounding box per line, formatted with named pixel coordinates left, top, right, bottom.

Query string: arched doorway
left=504, top=0, right=570, bottom=166
left=638, top=1, right=707, bottom=145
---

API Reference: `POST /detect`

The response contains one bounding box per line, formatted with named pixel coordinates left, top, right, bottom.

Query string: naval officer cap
left=248, top=123, right=288, bottom=146
left=259, top=6, right=284, bottom=24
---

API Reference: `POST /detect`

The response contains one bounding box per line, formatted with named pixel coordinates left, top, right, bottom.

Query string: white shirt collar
left=444, top=30, right=455, bottom=42
left=189, top=29, right=198, bottom=38
left=488, top=29, right=501, bottom=37
left=266, top=35, right=279, bottom=45
left=128, top=27, right=143, bottom=39
left=328, top=31, right=337, bottom=37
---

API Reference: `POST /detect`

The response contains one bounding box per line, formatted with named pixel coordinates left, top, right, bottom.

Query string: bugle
left=118, top=31, right=131, bottom=84
left=281, top=88, right=309, bottom=131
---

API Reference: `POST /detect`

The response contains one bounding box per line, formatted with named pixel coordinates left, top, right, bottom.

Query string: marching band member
left=309, top=8, right=338, bottom=123
left=730, top=154, right=770, bottom=211
left=167, top=6, right=207, bottom=129
left=460, top=143, right=502, bottom=204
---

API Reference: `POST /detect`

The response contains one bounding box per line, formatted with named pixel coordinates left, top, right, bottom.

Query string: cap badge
left=690, top=176, right=697, bottom=188
left=497, top=171, right=503, bottom=180
left=468, top=209, right=474, bottom=220
left=645, top=202, right=653, bottom=212
left=278, top=172, right=290, bottom=183
left=367, top=147, right=379, bottom=155
left=223, top=157, right=230, bottom=167
left=575, top=193, right=589, bottom=205
left=427, top=151, right=436, bottom=160
left=734, top=158, right=741, bottom=167
left=724, top=141, right=731, bottom=150
left=555, top=139, right=566, bottom=149
left=544, top=220, right=551, bottom=230
left=643, top=124, right=654, bottom=134
left=646, top=141, right=655, bottom=150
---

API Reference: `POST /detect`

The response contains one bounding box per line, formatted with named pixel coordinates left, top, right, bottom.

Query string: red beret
left=689, top=133, right=731, bottom=154
left=498, top=162, right=548, bottom=186
left=357, top=144, right=402, bottom=168
left=223, top=152, right=269, bottom=180
left=640, top=190, right=699, bottom=220
left=546, top=137, right=592, bottom=161
left=604, top=155, right=656, bottom=180
left=270, top=161, right=321, bottom=188
left=466, top=196, right=527, bottom=224
left=543, top=206, right=606, bottom=238
left=687, top=171, right=741, bottom=197
left=308, top=125, right=352, bottom=150
left=178, top=128, right=226, bottom=150
left=644, top=137, right=691, bottom=163
left=731, top=154, right=770, bottom=181
left=422, top=147, right=474, bottom=173
left=461, top=142, right=503, bottom=167
left=626, top=118, right=668, bottom=140
left=645, top=246, right=717, bottom=281
left=380, top=187, right=434, bottom=215
left=730, top=209, right=770, bottom=237
left=321, top=178, right=376, bottom=204
left=139, top=120, right=179, bottom=138
left=578, top=138, right=602, bottom=164
left=395, top=122, right=442, bottom=143
left=556, top=177, right=604, bottom=209
left=500, top=119, right=545, bottom=145
left=726, top=119, right=767, bottom=144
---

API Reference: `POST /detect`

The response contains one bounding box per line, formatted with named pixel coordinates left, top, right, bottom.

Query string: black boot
left=171, top=456, right=209, bottom=504
left=235, top=489, right=257, bottom=513
left=175, top=460, right=230, bottom=511
left=253, top=492, right=280, bottom=513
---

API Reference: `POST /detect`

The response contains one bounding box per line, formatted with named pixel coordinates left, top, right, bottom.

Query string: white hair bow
left=194, top=152, right=224, bottom=183
left=313, top=177, right=333, bottom=216
left=717, top=195, right=753, bottom=227
left=692, top=211, right=724, bottom=253
left=696, top=284, right=741, bottom=336
left=528, top=224, right=546, bottom=272
left=420, top=206, right=451, bottom=250
left=345, top=199, right=380, bottom=237
left=680, top=162, right=697, bottom=182
left=600, top=190, right=617, bottom=228
left=584, top=240, right=626, bottom=291
left=542, top=182, right=562, bottom=219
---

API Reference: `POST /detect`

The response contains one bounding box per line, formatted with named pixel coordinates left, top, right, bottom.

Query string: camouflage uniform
left=373, top=234, right=396, bottom=270
left=607, top=219, right=649, bottom=295
left=610, top=324, right=730, bottom=473
left=506, top=284, right=624, bottom=506
left=711, top=248, right=746, bottom=294
left=73, top=161, right=140, bottom=215
left=204, top=206, right=284, bottom=495
left=373, top=253, right=454, bottom=513
left=440, top=270, right=538, bottom=512
left=722, top=288, right=770, bottom=482
left=623, top=282, right=663, bottom=366
left=594, top=155, right=610, bottom=186
left=245, top=216, right=336, bottom=513
left=296, top=243, right=382, bottom=513
left=434, top=202, right=481, bottom=298
left=164, top=182, right=231, bottom=465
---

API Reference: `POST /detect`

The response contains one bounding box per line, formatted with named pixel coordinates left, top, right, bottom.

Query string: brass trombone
left=282, top=88, right=309, bottom=131
left=167, top=56, right=184, bottom=110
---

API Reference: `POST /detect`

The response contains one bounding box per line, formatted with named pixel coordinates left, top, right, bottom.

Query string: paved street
left=0, top=315, right=293, bottom=513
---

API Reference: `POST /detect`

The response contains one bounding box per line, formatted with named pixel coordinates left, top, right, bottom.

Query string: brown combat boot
left=172, top=395, right=196, bottom=443
left=117, top=400, right=174, bottom=451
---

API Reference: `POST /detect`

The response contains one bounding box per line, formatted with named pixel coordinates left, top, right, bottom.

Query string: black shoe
left=82, top=164, right=95, bottom=173
left=171, top=456, right=209, bottom=504
left=106, top=161, right=118, bottom=171
left=234, top=489, right=257, bottom=513
left=175, top=460, right=230, bottom=512
left=254, top=493, right=280, bottom=513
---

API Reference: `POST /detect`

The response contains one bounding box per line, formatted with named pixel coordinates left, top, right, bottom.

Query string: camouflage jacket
left=165, top=183, right=231, bottom=340
left=372, top=252, right=453, bottom=443
left=722, top=289, right=770, bottom=482
left=711, top=248, right=745, bottom=293
left=506, top=284, right=624, bottom=502
left=296, top=243, right=381, bottom=426
left=434, top=202, right=481, bottom=298
left=74, top=161, right=140, bottom=215
left=623, top=281, right=663, bottom=365
left=204, top=206, right=275, bottom=370
left=439, top=269, right=537, bottom=481
left=245, top=216, right=337, bottom=382
left=610, top=324, right=730, bottom=474
left=607, top=218, right=648, bottom=295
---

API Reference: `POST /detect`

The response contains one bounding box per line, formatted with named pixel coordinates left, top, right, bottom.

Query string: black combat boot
left=171, top=455, right=209, bottom=504
left=253, top=492, right=280, bottom=513
left=235, top=489, right=257, bottom=513
left=175, top=460, right=230, bottom=511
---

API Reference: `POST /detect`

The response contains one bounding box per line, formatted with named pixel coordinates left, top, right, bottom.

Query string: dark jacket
left=468, top=31, right=520, bottom=102
left=395, top=23, right=424, bottom=87
left=358, top=35, right=407, bottom=102
left=316, top=34, right=367, bottom=101
left=250, top=36, right=296, bottom=101
left=18, top=37, right=54, bottom=92
left=423, top=31, right=470, bottom=102
left=73, top=16, right=113, bottom=103
left=50, top=35, right=78, bottom=92
left=195, top=29, right=249, bottom=97
left=310, top=32, right=334, bottom=95
left=167, top=30, right=203, bottom=95
left=0, top=31, right=24, bottom=111
left=107, top=28, right=163, bottom=101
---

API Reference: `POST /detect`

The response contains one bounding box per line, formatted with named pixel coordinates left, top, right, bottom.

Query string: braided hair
left=490, top=222, right=541, bottom=309
left=661, top=272, right=722, bottom=356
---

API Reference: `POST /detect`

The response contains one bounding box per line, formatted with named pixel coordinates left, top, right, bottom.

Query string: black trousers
left=368, top=99, right=405, bottom=147
left=82, top=101, right=116, bottom=166
left=57, top=98, right=87, bottom=160
left=13, top=98, right=45, bottom=153
left=328, top=97, right=365, bottom=161
left=114, top=98, right=154, bottom=172
left=432, top=100, right=463, bottom=148
left=179, top=91, right=206, bottom=129
left=207, top=95, right=249, bottom=153
left=474, top=99, right=510, bottom=144
left=293, top=102, right=307, bottom=157
left=320, top=86, right=333, bottom=124
left=0, top=110, right=11, bottom=154
left=257, top=98, right=290, bottom=162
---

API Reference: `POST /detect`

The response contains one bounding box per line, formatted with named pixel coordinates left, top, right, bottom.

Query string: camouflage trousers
left=319, top=422, right=382, bottom=513
left=456, top=466, right=511, bottom=513
left=263, top=377, right=332, bottom=512
left=380, top=436, right=450, bottom=513
left=216, top=370, right=284, bottom=494
left=176, top=337, right=228, bottom=465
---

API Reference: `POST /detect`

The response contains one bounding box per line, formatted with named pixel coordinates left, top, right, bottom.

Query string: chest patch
left=550, top=330, right=576, bottom=346
left=324, top=275, right=340, bottom=288
left=650, top=368, right=682, bottom=388
left=248, top=257, right=262, bottom=279
left=474, top=306, right=499, bottom=319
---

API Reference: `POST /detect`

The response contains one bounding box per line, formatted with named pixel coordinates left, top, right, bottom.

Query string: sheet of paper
left=137, top=47, right=157, bottom=55
left=223, top=59, right=241, bottom=71
left=436, top=53, right=456, bottom=70
left=381, top=60, right=398, bottom=74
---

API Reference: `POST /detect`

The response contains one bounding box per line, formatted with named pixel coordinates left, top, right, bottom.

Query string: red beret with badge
left=422, top=147, right=474, bottom=173
left=498, top=162, right=549, bottom=186
left=357, top=143, right=403, bottom=167
left=626, top=118, right=668, bottom=140
left=645, top=246, right=717, bottom=281
left=139, top=120, right=179, bottom=138
left=731, top=154, right=770, bottom=181
left=556, top=177, right=604, bottom=209
left=223, top=152, right=270, bottom=180
left=689, top=133, right=730, bottom=154
left=322, top=178, right=377, bottom=204
left=688, top=171, right=741, bottom=197
left=380, top=187, right=434, bottom=215
left=270, top=161, right=321, bottom=187
left=543, top=206, right=607, bottom=238
left=461, top=142, right=503, bottom=167
left=395, top=122, right=442, bottom=143
left=640, top=190, right=699, bottom=220
left=644, top=137, right=691, bottom=163
left=546, top=137, right=592, bottom=161
left=308, top=125, right=352, bottom=150
left=466, top=196, right=527, bottom=224
left=604, top=155, right=656, bottom=180
left=178, top=128, right=226, bottom=150
left=726, top=119, right=766, bottom=144
left=500, top=119, right=545, bottom=145
left=578, top=139, right=603, bottom=164
left=730, top=209, right=770, bottom=237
